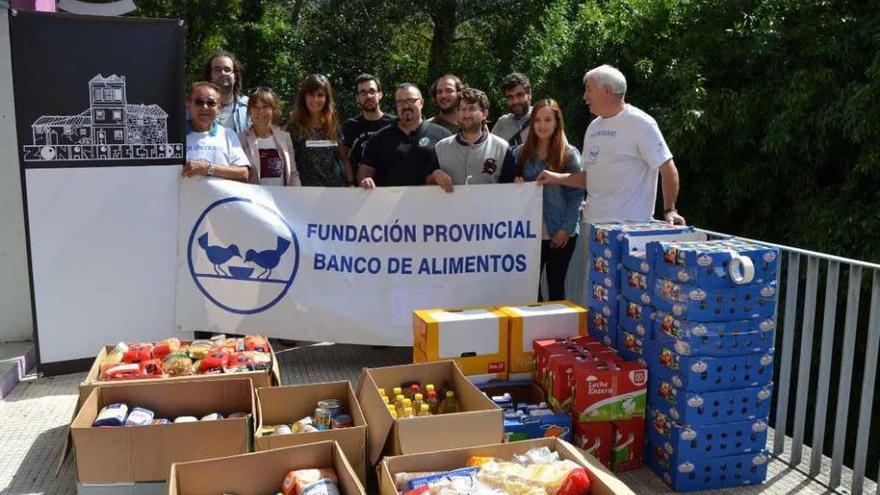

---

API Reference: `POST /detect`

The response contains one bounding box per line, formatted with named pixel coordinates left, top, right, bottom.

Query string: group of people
left=183, top=50, right=686, bottom=301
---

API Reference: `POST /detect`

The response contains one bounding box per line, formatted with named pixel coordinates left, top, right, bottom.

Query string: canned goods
left=314, top=407, right=332, bottom=431
left=331, top=414, right=353, bottom=429
left=317, top=399, right=344, bottom=419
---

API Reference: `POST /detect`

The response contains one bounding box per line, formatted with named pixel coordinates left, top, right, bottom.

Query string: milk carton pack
left=573, top=357, right=647, bottom=423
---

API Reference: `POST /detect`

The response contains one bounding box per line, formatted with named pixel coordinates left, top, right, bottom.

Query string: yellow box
left=413, top=307, right=509, bottom=383
left=500, top=301, right=588, bottom=380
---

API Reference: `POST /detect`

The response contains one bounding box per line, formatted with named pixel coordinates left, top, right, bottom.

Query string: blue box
left=621, top=269, right=655, bottom=307
left=589, top=279, right=620, bottom=311
left=653, top=277, right=777, bottom=322
left=647, top=408, right=769, bottom=459
left=591, top=252, right=619, bottom=280
left=619, top=298, right=654, bottom=339
left=590, top=222, right=698, bottom=260
left=617, top=327, right=647, bottom=364
left=622, top=248, right=651, bottom=275
left=588, top=313, right=617, bottom=348
left=648, top=378, right=773, bottom=425
left=646, top=340, right=774, bottom=392
left=654, top=311, right=776, bottom=357
left=647, top=440, right=769, bottom=492
left=648, top=239, right=779, bottom=288
left=590, top=269, right=620, bottom=290
left=503, top=411, right=573, bottom=442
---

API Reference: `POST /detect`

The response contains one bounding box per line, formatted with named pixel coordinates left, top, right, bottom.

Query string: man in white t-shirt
left=182, top=82, right=250, bottom=181
left=537, top=65, right=685, bottom=225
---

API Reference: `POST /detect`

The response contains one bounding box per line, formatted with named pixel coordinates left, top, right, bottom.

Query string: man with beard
left=425, top=74, right=462, bottom=134
left=358, top=83, right=452, bottom=187
left=201, top=50, right=249, bottom=133
left=491, top=72, right=533, bottom=147
left=181, top=82, right=250, bottom=181
left=341, top=74, right=395, bottom=185
left=428, top=87, right=515, bottom=192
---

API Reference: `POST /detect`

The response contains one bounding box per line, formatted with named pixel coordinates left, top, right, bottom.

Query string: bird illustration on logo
left=245, top=236, right=291, bottom=279
left=198, top=233, right=241, bottom=276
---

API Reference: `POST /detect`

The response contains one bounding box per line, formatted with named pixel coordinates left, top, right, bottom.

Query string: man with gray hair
left=537, top=64, right=685, bottom=225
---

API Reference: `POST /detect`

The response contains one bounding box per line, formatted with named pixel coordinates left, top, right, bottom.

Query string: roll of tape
left=728, top=252, right=755, bottom=285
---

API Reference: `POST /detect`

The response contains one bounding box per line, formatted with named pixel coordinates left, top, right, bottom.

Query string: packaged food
left=187, top=340, right=215, bottom=360
left=226, top=351, right=253, bottom=370
left=281, top=468, right=339, bottom=495
left=291, top=416, right=314, bottom=433
left=331, top=414, right=353, bottom=429
left=404, top=467, right=479, bottom=492
left=93, top=403, right=128, bottom=427
left=101, top=363, right=143, bottom=380
left=476, top=449, right=591, bottom=495
left=275, top=424, right=293, bottom=435
left=395, top=472, right=440, bottom=491
left=151, top=418, right=170, bottom=425
left=163, top=352, right=194, bottom=377
left=174, top=416, right=198, bottom=423
left=122, top=343, right=153, bottom=363
left=317, top=399, right=344, bottom=419
left=100, top=342, right=128, bottom=367
left=261, top=425, right=278, bottom=436
left=200, top=412, right=223, bottom=421
left=200, top=350, right=229, bottom=372
left=244, top=335, right=270, bottom=353
left=152, top=338, right=181, bottom=360
left=139, top=358, right=163, bottom=377
left=227, top=411, right=249, bottom=418
left=250, top=351, right=272, bottom=370
left=125, top=407, right=155, bottom=426
left=314, top=407, right=332, bottom=431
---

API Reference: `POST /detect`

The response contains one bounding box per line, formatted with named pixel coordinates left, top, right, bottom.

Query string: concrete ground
left=0, top=342, right=868, bottom=494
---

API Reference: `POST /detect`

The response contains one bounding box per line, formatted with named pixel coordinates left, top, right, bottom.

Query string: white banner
left=175, top=179, right=542, bottom=345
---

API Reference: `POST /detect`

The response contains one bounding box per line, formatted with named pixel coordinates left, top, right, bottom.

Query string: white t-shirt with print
left=256, top=137, right=284, bottom=186
left=581, top=104, right=673, bottom=223
left=186, top=124, right=250, bottom=168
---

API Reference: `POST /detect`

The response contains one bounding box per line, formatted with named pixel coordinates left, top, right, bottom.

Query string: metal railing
left=564, top=226, right=880, bottom=495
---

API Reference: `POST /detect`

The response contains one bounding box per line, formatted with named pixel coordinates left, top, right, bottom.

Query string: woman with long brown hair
left=513, top=98, right=584, bottom=301
left=286, top=74, right=346, bottom=186
left=239, top=88, right=300, bottom=186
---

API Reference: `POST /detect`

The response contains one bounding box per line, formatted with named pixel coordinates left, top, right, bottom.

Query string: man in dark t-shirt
left=358, top=83, right=452, bottom=187
left=341, top=74, right=395, bottom=183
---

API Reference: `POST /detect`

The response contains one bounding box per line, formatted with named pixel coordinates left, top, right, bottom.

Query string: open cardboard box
left=168, top=440, right=365, bottom=495
left=356, top=360, right=503, bottom=466
left=500, top=301, right=588, bottom=380
left=71, top=378, right=254, bottom=484
left=378, top=437, right=636, bottom=495
left=255, top=381, right=368, bottom=482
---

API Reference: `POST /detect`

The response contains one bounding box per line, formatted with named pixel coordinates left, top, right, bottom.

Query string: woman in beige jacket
left=239, top=88, right=301, bottom=186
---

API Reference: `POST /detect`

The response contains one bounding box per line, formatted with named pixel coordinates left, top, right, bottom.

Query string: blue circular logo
left=187, top=197, right=299, bottom=314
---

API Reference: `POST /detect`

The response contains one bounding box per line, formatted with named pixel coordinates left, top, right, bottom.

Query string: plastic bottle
left=412, top=393, right=425, bottom=413
left=417, top=404, right=432, bottom=416
left=382, top=395, right=390, bottom=405
left=425, top=384, right=436, bottom=395
left=377, top=387, right=387, bottom=398
left=386, top=404, right=398, bottom=419
left=410, top=384, right=421, bottom=400
left=401, top=406, right=414, bottom=418
left=438, top=390, right=460, bottom=414
left=394, top=394, right=406, bottom=416
left=402, top=398, right=413, bottom=414
left=426, top=390, right=440, bottom=414
left=392, top=386, right=403, bottom=399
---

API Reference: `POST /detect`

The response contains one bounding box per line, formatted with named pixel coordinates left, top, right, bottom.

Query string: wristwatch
left=206, top=164, right=215, bottom=177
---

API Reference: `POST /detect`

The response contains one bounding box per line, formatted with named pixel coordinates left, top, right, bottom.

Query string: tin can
left=317, top=399, right=344, bottom=419
left=331, top=414, right=353, bottom=429
left=314, top=407, right=332, bottom=431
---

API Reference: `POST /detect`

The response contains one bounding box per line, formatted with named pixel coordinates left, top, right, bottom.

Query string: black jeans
left=539, top=235, right=578, bottom=302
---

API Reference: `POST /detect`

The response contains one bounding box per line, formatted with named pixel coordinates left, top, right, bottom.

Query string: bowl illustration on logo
left=228, top=266, right=255, bottom=280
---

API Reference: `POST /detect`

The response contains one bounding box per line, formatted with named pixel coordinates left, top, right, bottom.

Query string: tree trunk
left=426, top=0, right=458, bottom=84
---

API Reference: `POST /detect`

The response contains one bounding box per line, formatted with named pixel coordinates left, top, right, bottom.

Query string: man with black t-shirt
left=341, top=74, right=395, bottom=184
left=358, top=83, right=452, bottom=187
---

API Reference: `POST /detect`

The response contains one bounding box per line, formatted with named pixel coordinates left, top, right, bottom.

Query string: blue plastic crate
left=648, top=239, right=779, bottom=288
left=647, top=408, right=769, bottom=459
left=619, top=298, right=654, bottom=339
left=647, top=440, right=770, bottom=492
left=588, top=313, right=617, bottom=348
left=646, top=341, right=774, bottom=392
left=654, top=311, right=776, bottom=357
left=653, top=277, right=777, bottom=321
left=590, top=222, right=697, bottom=261
left=621, top=267, right=655, bottom=306
left=622, top=248, right=651, bottom=275
left=648, top=378, right=773, bottom=425
left=617, top=327, right=647, bottom=364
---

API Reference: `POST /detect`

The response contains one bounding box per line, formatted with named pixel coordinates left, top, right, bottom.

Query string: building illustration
left=24, top=74, right=183, bottom=162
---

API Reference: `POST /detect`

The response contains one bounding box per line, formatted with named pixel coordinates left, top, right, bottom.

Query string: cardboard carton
left=573, top=358, right=647, bottom=424
left=533, top=336, right=594, bottom=392
left=413, top=307, right=509, bottom=383
left=255, top=381, right=367, bottom=481
left=500, top=301, right=588, bottom=380
left=378, top=437, right=637, bottom=495
left=168, top=440, right=365, bottom=495
left=71, top=378, right=254, bottom=484
left=356, top=360, right=503, bottom=466
left=574, top=421, right=613, bottom=468
left=610, top=418, right=644, bottom=472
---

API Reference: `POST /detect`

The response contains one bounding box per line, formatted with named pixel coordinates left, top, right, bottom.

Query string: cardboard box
left=500, top=301, right=588, bottom=380
left=610, top=418, right=644, bottom=472
left=356, top=360, right=503, bottom=465
left=78, top=341, right=281, bottom=407
left=71, top=378, right=254, bottom=484
left=573, top=358, right=647, bottom=424
left=168, top=440, right=365, bottom=495
left=574, top=421, right=613, bottom=468
left=413, top=307, right=509, bottom=383
left=378, top=437, right=637, bottom=495
left=533, top=336, right=594, bottom=392
left=255, top=381, right=367, bottom=481
left=481, top=381, right=573, bottom=443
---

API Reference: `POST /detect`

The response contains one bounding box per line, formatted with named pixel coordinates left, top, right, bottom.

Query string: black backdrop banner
left=9, top=10, right=185, bottom=169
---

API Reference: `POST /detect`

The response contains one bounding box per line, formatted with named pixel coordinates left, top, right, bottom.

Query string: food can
left=331, top=414, right=353, bottom=429
left=317, top=399, right=344, bottom=419
left=314, top=407, right=332, bottom=431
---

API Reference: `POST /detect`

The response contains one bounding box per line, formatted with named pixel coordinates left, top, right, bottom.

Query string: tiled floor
left=0, top=343, right=871, bottom=494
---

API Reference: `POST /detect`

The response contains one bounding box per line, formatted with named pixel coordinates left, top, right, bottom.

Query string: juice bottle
left=394, top=394, right=406, bottom=416
left=426, top=390, right=439, bottom=414
left=417, top=404, right=432, bottom=416
left=402, top=398, right=413, bottom=414
left=438, top=390, right=460, bottom=414
left=377, top=387, right=387, bottom=398
left=382, top=395, right=390, bottom=405
left=392, top=387, right=403, bottom=399
left=401, top=406, right=414, bottom=418
left=386, top=404, right=398, bottom=419
left=412, top=393, right=425, bottom=413
left=410, top=384, right=421, bottom=400
left=425, top=384, right=435, bottom=395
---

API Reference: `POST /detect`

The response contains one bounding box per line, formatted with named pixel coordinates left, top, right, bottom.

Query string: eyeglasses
left=193, top=98, right=218, bottom=108
left=459, top=104, right=484, bottom=114
left=396, top=97, right=420, bottom=106
left=211, top=66, right=234, bottom=75
left=357, top=88, right=379, bottom=97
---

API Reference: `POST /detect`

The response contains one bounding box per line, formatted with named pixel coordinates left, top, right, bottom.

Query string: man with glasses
left=202, top=50, right=250, bottom=133
left=425, top=74, right=462, bottom=134
left=428, top=87, right=515, bottom=192
left=358, top=83, right=451, bottom=187
left=182, top=82, right=250, bottom=181
left=341, top=74, right=395, bottom=185
left=492, top=72, right=533, bottom=147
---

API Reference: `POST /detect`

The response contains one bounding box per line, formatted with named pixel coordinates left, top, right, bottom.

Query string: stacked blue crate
left=587, top=222, right=698, bottom=348
left=644, top=239, right=779, bottom=491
